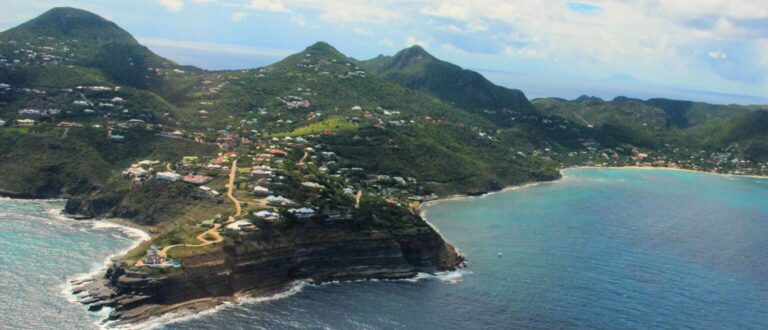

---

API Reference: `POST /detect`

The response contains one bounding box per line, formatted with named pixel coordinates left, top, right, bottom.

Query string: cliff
left=73, top=224, right=463, bottom=325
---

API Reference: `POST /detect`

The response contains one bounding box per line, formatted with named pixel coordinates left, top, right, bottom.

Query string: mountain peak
left=1, top=7, right=136, bottom=44
left=303, top=41, right=343, bottom=56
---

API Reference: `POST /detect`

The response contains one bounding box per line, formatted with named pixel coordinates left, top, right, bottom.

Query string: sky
left=1, top=0, right=767, bottom=104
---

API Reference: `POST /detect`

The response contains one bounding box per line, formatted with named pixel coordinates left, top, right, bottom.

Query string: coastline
left=571, top=165, right=768, bottom=180
left=417, top=164, right=768, bottom=238
left=10, top=164, right=764, bottom=329
left=419, top=164, right=768, bottom=213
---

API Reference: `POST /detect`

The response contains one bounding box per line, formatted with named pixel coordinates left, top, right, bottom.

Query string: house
left=253, top=210, right=280, bottom=221
left=252, top=169, right=272, bottom=178
left=301, top=182, right=324, bottom=189
left=198, top=186, right=221, bottom=198
left=351, top=105, right=362, bottom=111
left=143, top=245, right=166, bottom=266
left=266, top=195, right=293, bottom=206
left=58, top=121, right=83, bottom=127
left=226, top=220, right=257, bottom=231
left=16, top=119, right=35, bottom=126
left=183, top=174, right=213, bottom=185
left=253, top=186, right=270, bottom=196
left=269, top=149, right=288, bottom=157
left=156, top=171, right=181, bottom=182
left=123, top=167, right=149, bottom=178
left=182, top=156, right=200, bottom=166
left=289, top=207, right=315, bottom=219
left=18, top=109, right=42, bottom=117
left=0, top=119, right=5, bottom=126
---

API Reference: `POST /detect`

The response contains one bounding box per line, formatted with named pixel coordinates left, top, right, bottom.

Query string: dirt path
left=296, top=150, right=309, bottom=166
left=159, top=223, right=222, bottom=257
left=226, top=159, right=242, bottom=221
left=572, top=112, right=592, bottom=127
left=355, top=190, right=363, bottom=209
left=159, top=159, right=240, bottom=258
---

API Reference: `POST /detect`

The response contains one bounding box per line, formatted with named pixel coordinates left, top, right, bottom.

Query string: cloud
left=406, top=36, right=429, bottom=48
left=353, top=27, right=373, bottom=36
left=247, top=0, right=290, bottom=13
left=708, top=49, right=728, bottom=59
left=421, top=3, right=471, bottom=21
left=442, top=43, right=468, bottom=55
left=567, top=2, right=601, bottom=15
left=290, top=14, right=307, bottom=27
left=231, top=12, right=247, bottom=22
left=438, top=24, right=463, bottom=33
left=137, top=37, right=293, bottom=57
left=465, top=20, right=489, bottom=32
left=379, top=38, right=395, bottom=47
left=503, top=46, right=542, bottom=59
left=157, top=0, right=184, bottom=12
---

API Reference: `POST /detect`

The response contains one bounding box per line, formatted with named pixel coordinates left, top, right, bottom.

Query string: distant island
left=1, top=7, right=767, bottom=326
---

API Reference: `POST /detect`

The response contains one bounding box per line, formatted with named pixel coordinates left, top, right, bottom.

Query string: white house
left=289, top=207, right=315, bottom=219
left=253, top=186, right=270, bottom=196
left=156, top=172, right=181, bottom=182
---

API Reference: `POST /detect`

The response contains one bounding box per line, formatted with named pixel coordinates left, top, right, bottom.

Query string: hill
left=0, top=7, right=183, bottom=89
left=359, top=45, right=536, bottom=125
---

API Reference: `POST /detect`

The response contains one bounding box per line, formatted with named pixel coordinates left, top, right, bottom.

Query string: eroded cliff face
left=75, top=225, right=463, bottom=325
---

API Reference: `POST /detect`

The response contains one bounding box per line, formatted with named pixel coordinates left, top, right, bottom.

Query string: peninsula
left=1, top=7, right=767, bottom=326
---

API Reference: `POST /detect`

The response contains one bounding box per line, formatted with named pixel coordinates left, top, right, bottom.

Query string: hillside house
left=183, top=174, right=213, bottom=185
left=16, top=119, right=35, bottom=126
left=156, top=172, right=181, bottom=182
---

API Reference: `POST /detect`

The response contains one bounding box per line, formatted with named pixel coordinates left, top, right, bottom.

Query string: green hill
left=0, top=7, right=182, bottom=90
left=359, top=45, right=536, bottom=125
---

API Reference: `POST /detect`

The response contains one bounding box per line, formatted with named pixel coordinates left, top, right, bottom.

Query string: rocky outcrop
left=74, top=224, right=463, bottom=326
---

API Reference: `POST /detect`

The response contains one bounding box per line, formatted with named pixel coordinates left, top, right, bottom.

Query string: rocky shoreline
left=70, top=220, right=464, bottom=326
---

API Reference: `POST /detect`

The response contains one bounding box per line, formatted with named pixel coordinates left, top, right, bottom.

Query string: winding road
left=159, top=159, right=241, bottom=258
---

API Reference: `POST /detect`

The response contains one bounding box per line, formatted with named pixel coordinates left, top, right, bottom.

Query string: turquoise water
left=0, top=199, right=141, bottom=330
left=3, top=168, right=768, bottom=329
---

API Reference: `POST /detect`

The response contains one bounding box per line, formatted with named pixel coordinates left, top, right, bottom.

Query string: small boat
left=497, top=252, right=503, bottom=257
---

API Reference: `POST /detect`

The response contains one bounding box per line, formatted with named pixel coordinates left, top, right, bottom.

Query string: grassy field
left=271, top=117, right=358, bottom=137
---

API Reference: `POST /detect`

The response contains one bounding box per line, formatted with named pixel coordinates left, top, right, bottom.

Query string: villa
left=182, top=174, right=213, bottom=185
left=156, top=172, right=181, bottom=182
left=289, top=207, right=316, bottom=219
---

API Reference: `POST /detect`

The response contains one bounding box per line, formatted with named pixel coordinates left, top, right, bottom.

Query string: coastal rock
left=81, top=224, right=463, bottom=325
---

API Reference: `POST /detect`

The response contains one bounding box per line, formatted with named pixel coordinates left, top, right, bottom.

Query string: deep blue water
left=2, top=168, right=768, bottom=329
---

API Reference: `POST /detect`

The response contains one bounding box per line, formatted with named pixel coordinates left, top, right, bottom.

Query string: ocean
left=2, top=168, right=768, bottom=329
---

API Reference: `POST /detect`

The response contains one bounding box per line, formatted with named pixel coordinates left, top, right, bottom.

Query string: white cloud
left=438, top=24, right=463, bottom=33
left=379, top=38, right=395, bottom=47
left=290, top=14, right=307, bottom=27
left=442, top=43, right=468, bottom=55
left=157, top=0, right=184, bottom=12
left=138, top=37, right=293, bottom=57
left=353, top=27, right=373, bottom=36
left=231, top=12, right=247, bottom=22
left=247, top=0, right=290, bottom=13
left=465, top=20, right=489, bottom=32
left=421, top=3, right=471, bottom=21
left=406, top=36, right=429, bottom=48
left=503, top=46, right=542, bottom=59
left=708, top=49, right=728, bottom=60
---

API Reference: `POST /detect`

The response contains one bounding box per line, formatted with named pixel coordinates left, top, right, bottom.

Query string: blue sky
left=2, top=0, right=768, bottom=104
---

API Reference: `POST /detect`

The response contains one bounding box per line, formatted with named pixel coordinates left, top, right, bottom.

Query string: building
left=226, top=220, right=257, bottom=231
left=183, top=174, right=213, bottom=185
left=253, top=186, right=270, bottom=196
left=16, top=119, right=35, bottom=126
left=253, top=210, right=280, bottom=221
left=156, top=171, right=181, bottom=182
left=289, top=207, right=315, bottom=219
left=144, top=245, right=166, bottom=266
